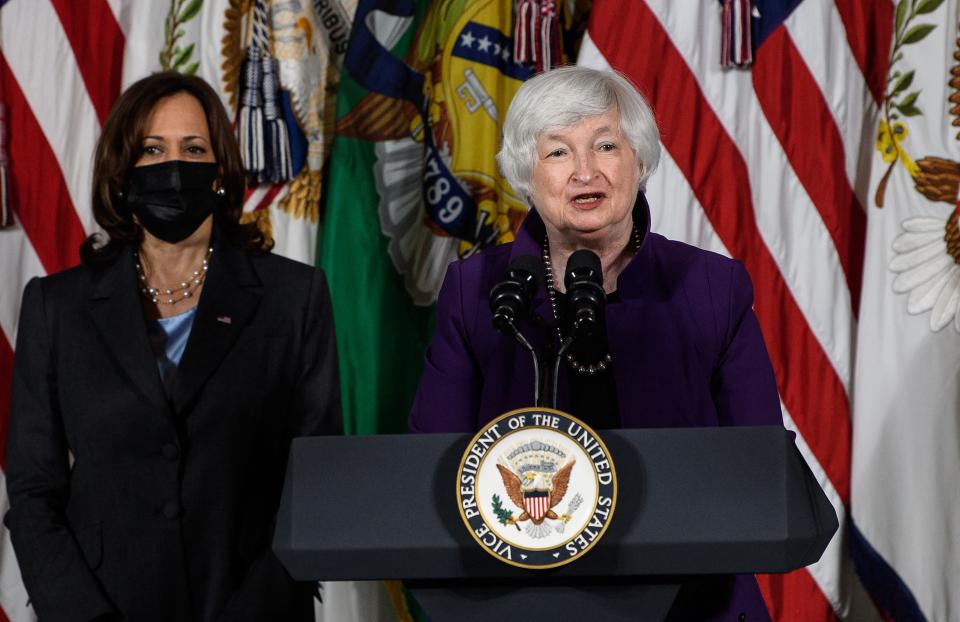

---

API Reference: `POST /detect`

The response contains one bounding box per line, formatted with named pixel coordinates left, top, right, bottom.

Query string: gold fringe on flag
left=278, top=168, right=321, bottom=223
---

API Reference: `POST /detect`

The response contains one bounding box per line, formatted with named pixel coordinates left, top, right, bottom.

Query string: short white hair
left=497, top=66, right=661, bottom=199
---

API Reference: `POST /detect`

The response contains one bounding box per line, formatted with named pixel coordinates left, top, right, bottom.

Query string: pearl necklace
left=136, top=247, right=212, bottom=305
left=542, top=226, right=641, bottom=375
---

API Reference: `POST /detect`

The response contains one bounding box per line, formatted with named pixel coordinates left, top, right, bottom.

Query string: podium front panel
left=274, top=426, right=836, bottom=580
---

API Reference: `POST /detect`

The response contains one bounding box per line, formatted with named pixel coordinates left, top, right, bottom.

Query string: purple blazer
left=410, top=196, right=782, bottom=431
left=410, top=196, right=781, bottom=620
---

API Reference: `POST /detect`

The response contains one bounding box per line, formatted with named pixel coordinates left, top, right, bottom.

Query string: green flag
left=320, top=0, right=531, bottom=436
left=320, top=1, right=432, bottom=436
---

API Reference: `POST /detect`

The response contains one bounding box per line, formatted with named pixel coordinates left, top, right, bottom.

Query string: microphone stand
left=550, top=335, right=574, bottom=410
left=490, top=255, right=547, bottom=408
left=506, top=322, right=543, bottom=408
left=493, top=310, right=544, bottom=407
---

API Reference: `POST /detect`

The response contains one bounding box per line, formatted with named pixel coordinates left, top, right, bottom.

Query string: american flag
left=579, top=0, right=892, bottom=619
left=0, top=1, right=126, bottom=619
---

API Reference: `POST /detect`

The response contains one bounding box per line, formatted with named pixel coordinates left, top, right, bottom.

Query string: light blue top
left=147, top=305, right=197, bottom=392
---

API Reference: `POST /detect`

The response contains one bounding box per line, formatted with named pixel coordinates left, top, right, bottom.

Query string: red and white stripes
left=0, top=2, right=125, bottom=620
left=580, top=1, right=892, bottom=619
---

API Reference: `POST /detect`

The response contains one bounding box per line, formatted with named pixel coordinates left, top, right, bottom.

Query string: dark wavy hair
left=80, top=71, right=271, bottom=265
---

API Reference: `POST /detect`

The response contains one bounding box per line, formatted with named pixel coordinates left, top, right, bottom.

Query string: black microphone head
left=507, top=254, right=545, bottom=298
left=489, top=255, right=545, bottom=334
left=564, top=249, right=603, bottom=290
left=564, top=249, right=605, bottom=336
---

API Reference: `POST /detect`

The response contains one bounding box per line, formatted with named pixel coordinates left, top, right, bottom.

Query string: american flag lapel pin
left=216, top=315, right=232, bottom=325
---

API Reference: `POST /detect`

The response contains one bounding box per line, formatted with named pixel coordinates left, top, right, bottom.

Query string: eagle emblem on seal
left=494, top=440, right=578, bottom=538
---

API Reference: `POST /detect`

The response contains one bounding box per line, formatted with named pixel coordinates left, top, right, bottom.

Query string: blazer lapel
left=88, top=251, right=172, bottom=416
left=171, top=239, right=262, bottom=414
left=607, top=208, right=654, bottom=425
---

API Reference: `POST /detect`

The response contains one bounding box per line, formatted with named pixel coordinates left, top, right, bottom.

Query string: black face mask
left=126, top=160, right=219, bottom=243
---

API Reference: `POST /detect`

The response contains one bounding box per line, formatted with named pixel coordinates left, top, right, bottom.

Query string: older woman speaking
left=409, top=66, right=782, bottom=620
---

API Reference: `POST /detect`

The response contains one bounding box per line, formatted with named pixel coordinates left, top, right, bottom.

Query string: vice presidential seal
left=456, top=408, right=617, bottom=569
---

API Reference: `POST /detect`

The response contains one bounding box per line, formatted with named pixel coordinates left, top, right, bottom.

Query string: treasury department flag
left=320, top=0, right=530, bottom=436
left=852, top=1, right=960, bottom=620
left=580, top=0, right=894, bottom=619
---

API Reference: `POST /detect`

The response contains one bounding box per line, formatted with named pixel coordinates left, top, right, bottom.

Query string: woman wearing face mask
left=5, top=72, right=340, bottom=622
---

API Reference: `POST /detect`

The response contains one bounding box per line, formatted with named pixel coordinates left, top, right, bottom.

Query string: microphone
left=489, top=255, right=544, bottom=332
left=489, top=255, right=545, bottom=406
left=564, top=249, right=606, bottom=336
left=550, top=249, right=606, bottom=408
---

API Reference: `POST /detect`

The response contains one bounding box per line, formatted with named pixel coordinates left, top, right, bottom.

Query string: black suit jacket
left=5, top=235, right=341, bottom=622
